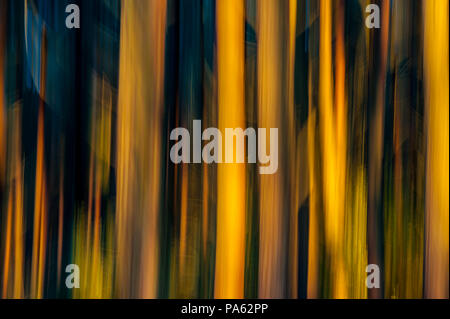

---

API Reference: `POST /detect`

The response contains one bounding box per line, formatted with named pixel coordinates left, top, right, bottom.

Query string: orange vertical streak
left=117, top=0, right=166, bottom=298
left=13, top=190, right=24, bottom=300
left=319, top=0, right=347, bottom=298
left=287, top=0, right=298, bottom=299
left=85, top=102, right=97, bottom=295
left=2, top=193, right=13, bottom=297
left=319, top=0, right=336, bottom=249
left=215, top=0, right=246, bottom=299
left=13, top=116, right=24, bottom=298
left=335, top=0, right=346, bottom=170
left=307, top=69, right=319, bottom=298
left=86, top=116, right=95, bottom=271
left=31, top=27, right=48, bottom=299
left=423, top=0, right=449, bottom=299
left=37, top=177, right=47, bottom=298
left=32, top=102, right=47, bottom=298
left=2, top=105, right=25, bottom=299
left=334, top=0, right=348, bottom=298
left=257, top=0, right=287, bottom=298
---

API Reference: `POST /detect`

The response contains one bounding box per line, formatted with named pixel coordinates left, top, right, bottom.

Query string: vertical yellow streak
left=99, top=78, right=112, bottom=189
left=335, top=0, right=346, bottom=186
left=72, top=74, right=114, bottom=298
left=91, top=173, right=102, bottom=297
left=319, top=0, right=346, bottom=298
left=37, top=175, right=47, bottom=298
left=117, top=0, right=166, bottom=298
left=0, top=3, right=9, bottom=293
left=287, top=0, right=298, bottom=299
left=215, top=0, right=246, bottom=298
left=31, top=154, right=41, bottom=297
left=13, top=112, right=24, bottom=298
left=2, top=105, right=25, bottom=298
left=424, top=0, right=449, bottom=299
left=13, top=187, right=24, bottom=299
left=116, top=4, right=132, bottom=290
left=257, top=0, right=286, bottom=298
left=307, top=69, right=319, bottom=298
left=32, top=27, right=48, bottom=299
left=103, top=212, right=114, bottom=298
left=319, top=0, right=336, bottom=251
left=2, top=193, right=13, bottom=297
left=334, top=0, right=348, bottom=298
left=32, top=103, right=47, bottom=298
left=86, top=110, right=95, bottom=279
left=31, top=107, right=42, bottom=297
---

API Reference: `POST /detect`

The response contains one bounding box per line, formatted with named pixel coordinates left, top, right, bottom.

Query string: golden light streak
left=215, top=0, right=246, bottom=299
left=72, top=75, right=115, bottom=299
left=2, top=105, right=25, bottom=299
left=31, top=28, right=48, bottom=299
left=13, top=111, right=24, bottom=299
left=319, top=0, right=336, bottom=246
left=257, top=0, right=287, bottom=298
left=30, top=101, right=47, bottom=298
left=31, top=102, right=48, bottom=299
left=90, top=171, right=102, bottom=296
left=317, top=0, right=348, bottom=298
left=287, top=0, right=299, bottom=299
left=423, top=0, right=449, bottom=299
left=306, top=100, right=319, bottom=298
left=333, top=0, right=348, bottom=299
left=2, top=192, right=13, bottom=297
left=116, top=0, right=166, bottom=298
left=0, top=0, right=443, bottom=300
